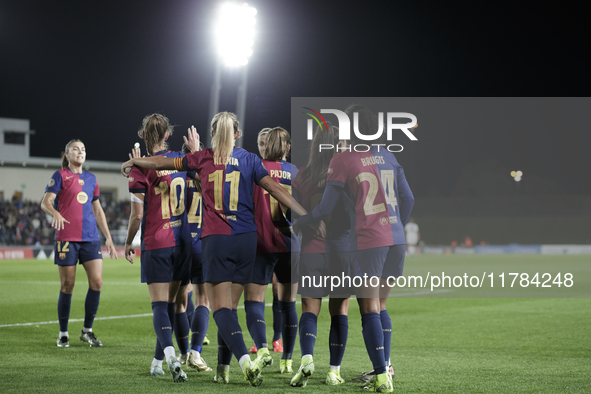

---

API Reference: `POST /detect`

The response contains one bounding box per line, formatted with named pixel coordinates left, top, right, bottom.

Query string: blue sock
left=217, top=328, right=233, bottom=365
left=57, top=291, right=72, bottom=333
left=380, top=310, right=392, bottom=365
left=191, top=305, right=209, bottom=352
left=83, top=289, right=100, bottom=329
left=213, top=308, right=248, bottom=361
left=152, top=302, right=174, bottom=355
left=174, top=312, right=190, bottom=355
left=245, top=300, right=267, bottom=350
left=361, top=312, right=386, bottom=374
left=329, top=314, right=348, bottom=366
left=272, top=295, right=282, bottom=342
left=154, top=302, right=176, bottom=360
left=279, top=301, right=297, bottom=359
left=186, top=291, right=195, bottom=321
left=299, top=312, right=317, bottom=356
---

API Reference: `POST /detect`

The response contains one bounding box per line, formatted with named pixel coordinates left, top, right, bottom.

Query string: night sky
left=1, top=0, right=590, bottom=198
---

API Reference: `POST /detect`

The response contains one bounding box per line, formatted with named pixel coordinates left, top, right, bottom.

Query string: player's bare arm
left=40, top=192, right=70, bottom=231
left=92, top=199, right=118, bottom=259
left=125, top=193, right=144, bottom=264
left=121, top=156, right=176, bottom=177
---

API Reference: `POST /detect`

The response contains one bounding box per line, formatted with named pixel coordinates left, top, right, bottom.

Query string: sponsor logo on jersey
left=78, top=179, right=85, bottom=186
left=98, top=251, right=102, bottom=255
left=389, top=216, right=398, bottom=224
left=170, top=219, right=182, bottom=228
left=48, top=179, right=55, bottom=187
left=156, top=170, right=178, bottom=177
left=76, top=192, right=88, bottom=204
left=66, top=176, right=73, bottom=180
left=380, top=217, right=389, bottom=225
left=191, top=232, right=199, bottom=238
left=163, top=223, right=170, bottom=229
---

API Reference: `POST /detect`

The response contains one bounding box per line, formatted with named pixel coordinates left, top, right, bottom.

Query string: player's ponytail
left=211, top=112, right=239, bottom=165
left=139, top=113, right=173, bottom=156
left=264, top=127, right=291, bottom=162
left=61, top=139, right=82, bottom=169
left=298, top=122, right=339, bottom=190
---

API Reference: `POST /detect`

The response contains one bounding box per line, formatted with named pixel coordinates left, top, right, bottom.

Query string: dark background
left=1, top=0, right=590, bottom=243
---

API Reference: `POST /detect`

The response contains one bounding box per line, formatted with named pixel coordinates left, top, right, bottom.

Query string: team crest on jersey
left=77, top=192, right=88, bottom=204
left=48, top=179, right=55, bottom=187
left=59, top=253, right=66, bottom=260
left=78, top=179, right=85, bottom=186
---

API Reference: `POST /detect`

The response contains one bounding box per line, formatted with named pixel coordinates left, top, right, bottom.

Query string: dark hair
left=297, top=122, right=339, bottom=192
left=345, top=104, right=380, bottom=145
left=138, top=113, right=173, bottom=156
left=264, top=127, right=291, bottom=161
left=61, top=139, right=83, bottom=168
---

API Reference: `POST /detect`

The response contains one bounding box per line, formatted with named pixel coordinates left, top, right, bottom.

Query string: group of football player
left=45, top=105, right=413, bottom=392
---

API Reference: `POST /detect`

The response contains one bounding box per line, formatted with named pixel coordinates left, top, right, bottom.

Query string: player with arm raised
left=41, top=139, right=117, bottom=349
left=124, top=114, right=191, bottom=383
left=122, top=112, right=308, bottom=387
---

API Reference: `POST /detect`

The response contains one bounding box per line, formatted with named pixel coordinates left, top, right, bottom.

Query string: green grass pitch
left=0, top=255, right=589, bottom=393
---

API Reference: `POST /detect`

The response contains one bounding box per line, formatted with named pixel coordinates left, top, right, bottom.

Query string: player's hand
left=129, top=145, right=142, bottom=160
left=315, top=220, right=327, bottom=238
left=51, top=212, right=70, bottom=231
left=124, top=244, right=135, bottom=264
left=105, top=239, right=118, bottom=259
left=183, top=126, right=200, bottom=153
left=121, top=160, right=133, bottom=177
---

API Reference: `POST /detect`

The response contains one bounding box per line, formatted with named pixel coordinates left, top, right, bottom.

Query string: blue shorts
left=298, top=251, right=351, bottom=298
left=190, top=253, right=204, bottom=285
left=352, top=246, right=389, bottom=279
left=383, top=244, right=405, bottom=278
left=202, top=232, right=256, bottom=284
left=141, top=245, right=191, bottom=284
left=54, top=241, right=102, bottom=266
left=252, top=252, right=299, bottom=285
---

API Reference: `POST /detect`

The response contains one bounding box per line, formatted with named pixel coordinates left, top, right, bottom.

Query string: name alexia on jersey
left=213, top=156, right=239, bottom=166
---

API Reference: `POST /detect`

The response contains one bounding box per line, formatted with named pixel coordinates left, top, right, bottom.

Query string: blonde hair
left=211, top=112, right=239, bottom=164
left=61, top=139, right=83, bottom=168
left=138, top=113, right=173, bottom=156
left=264, top=127, right=291, bottom=161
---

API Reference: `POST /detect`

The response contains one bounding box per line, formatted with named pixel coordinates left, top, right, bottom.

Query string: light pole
left=207, top=2, right=257, bottom=148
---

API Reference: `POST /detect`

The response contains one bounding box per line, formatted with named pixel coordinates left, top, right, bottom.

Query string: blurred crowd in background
left=0, top=198, right=131, bottom=246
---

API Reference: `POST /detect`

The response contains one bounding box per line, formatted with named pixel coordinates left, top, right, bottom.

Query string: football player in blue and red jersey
left=121, top=112, right=309, bottom=387
left=290, top=124, right=352, bottom=387
left=348, top=105, right=415, bottom=385
left=248, top=127, right=300, bottom=373
left=124, top=114, right=191, bottom=383
left=41, top=139, right=117, bottom=349
left=296, top=108, right=399, bottom=392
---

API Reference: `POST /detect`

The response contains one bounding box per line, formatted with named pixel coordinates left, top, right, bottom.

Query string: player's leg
left=271, top=273, right=283, bottom=352
left=57, top=264, right=76, bottom=347
left=188, top=252, right=212, bottom=372
left=244, top=253, right=274, bottom=360
left=275, top=252, right=297, bottom=373
left=290, top=297, right=321, bottom=387
left=173, top=284, right=190, bottom=364
left=204, top=232, right=262, bottom=386
left=55, top=240, right=79, bottom=348
left=354, top=247, right=391, bottom=392
left=326, top=297, right=350, bottom=385
left=79, top=240, right=104, bottom=347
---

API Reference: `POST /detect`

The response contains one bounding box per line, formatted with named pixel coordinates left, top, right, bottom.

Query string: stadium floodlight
left=214, top=3, right=257, bottom=67
left=208, top=2, right=257, bottom=148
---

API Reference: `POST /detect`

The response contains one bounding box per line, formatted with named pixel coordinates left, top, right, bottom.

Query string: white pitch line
left=0, top=290, right=454, bottom=329
left=0, top=280, right=143, bottom=286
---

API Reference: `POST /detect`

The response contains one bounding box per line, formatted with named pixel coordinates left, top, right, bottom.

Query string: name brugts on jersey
left=361, top=156, right=385, bottom=166
left=214, top=157, right=239, bottom=166
left=270, top=169, right=291, bottom=180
